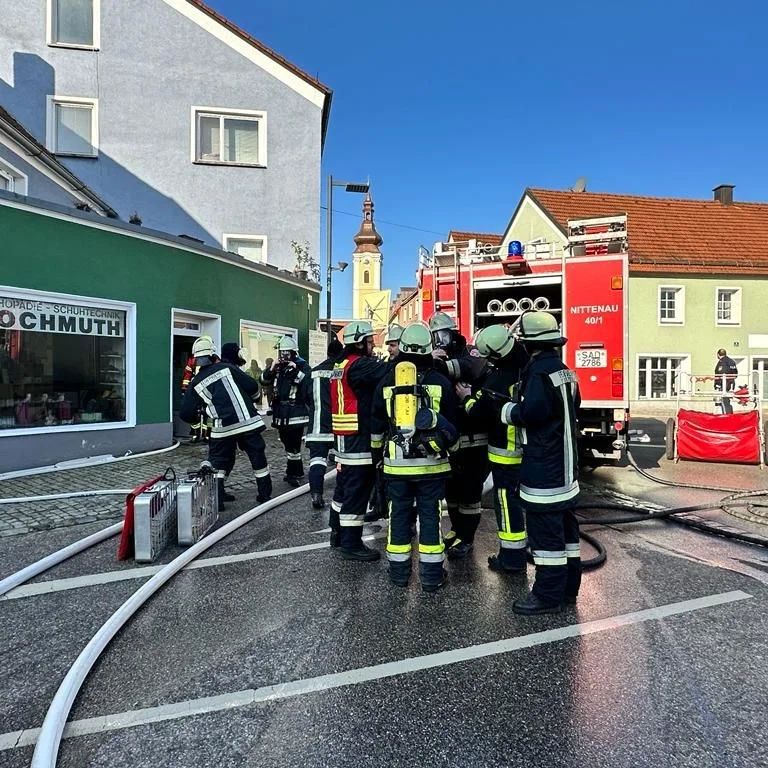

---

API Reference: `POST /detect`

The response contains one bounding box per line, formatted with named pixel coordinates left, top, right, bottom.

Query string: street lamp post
left=326, top=174, right=370, bottom=343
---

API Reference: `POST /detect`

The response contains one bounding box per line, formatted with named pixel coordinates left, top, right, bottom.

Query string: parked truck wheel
left=665, top=418, right=675, bottom=461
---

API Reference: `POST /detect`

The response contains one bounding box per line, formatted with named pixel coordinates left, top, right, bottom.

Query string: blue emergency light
left=508, top=240, right=523, bottom=257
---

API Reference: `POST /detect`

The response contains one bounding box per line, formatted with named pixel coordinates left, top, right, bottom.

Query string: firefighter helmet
left=385, top=323, right=404, bottom=344
left=428, top=311, right=457, bottom=332
left=399, top=322, right=434, bottom=355
left=192, top=335, right=216, bottom=358
left=475, top=324, right=515, bottom=359
left=276, top=335, right=298, bottom=352
left=342, top=319, right=375, bottom=345
left=518, top=311, right=567, bottom=345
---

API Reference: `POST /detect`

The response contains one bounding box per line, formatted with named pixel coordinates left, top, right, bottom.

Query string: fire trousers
left=490, top=463, right=527, bottom=570
left=524, top=498, right=581, bottom=606
left=386, top=476, right=445, bottom=586
left=207, top=429, right=272, bottom=501
left=328, top=466, right=346, bottom=533
left=338, top=463, right=375, bottom=549
left=307, top=439, right=333, bottom=496
left=278, top=425, right=304, bottom=478
left=445, top=445, right=489, bottom=545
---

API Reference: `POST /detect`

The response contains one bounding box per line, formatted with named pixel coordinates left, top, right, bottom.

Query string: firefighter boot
left=420, top=562, right=447, bottom=593
left=446, top=538, right=473, bottom=560
left=512, top=592, right=563, bottom=616
left=216, top=479, right=226, bottom=511
left=488, top=550, right=526, bottom=574
left=283, top=474, right=301, bottom=489
left=311, top=492, right=326, bottom=509
left=223, top=489, right=236, bottom=502
left=256, top=475, right=273, bottom=504
left=389, top=561, right=411, bottom=588
left=341, top=543, right=381, bottom=562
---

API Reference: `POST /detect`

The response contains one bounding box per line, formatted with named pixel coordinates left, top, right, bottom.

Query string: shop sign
left=0, top=297, right=125, bottom=337
left=308, top=330, right=327, bottom=367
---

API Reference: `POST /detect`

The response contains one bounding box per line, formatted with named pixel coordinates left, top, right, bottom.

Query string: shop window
left=0, top=296, right=127, bottom=430
left=194, top=108, right=267, bottom=166
left=637, top=355, right=688, bottom=399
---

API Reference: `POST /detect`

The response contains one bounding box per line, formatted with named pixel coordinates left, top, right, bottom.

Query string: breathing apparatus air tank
left=393, top=360, right=418, bottom=439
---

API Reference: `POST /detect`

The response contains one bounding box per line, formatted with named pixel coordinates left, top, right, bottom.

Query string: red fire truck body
left=418, top=216, right=630, bottom=461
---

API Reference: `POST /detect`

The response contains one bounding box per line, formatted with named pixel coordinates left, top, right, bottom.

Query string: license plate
left=575, top=349, right=607, bottom=368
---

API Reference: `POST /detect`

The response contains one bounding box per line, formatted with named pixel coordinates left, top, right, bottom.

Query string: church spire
left=353, top=193, right=383, bottom=253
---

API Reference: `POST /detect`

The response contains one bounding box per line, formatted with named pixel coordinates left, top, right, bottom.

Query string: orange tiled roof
left=186, top=0, right=332, bottom=143
left=448, top=231, right=503, bottom=245
left=527, top=188, right=768, bottom=275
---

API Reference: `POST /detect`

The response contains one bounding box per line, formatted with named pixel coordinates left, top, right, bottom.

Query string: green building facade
left=0, top=194, right=320, bottom=471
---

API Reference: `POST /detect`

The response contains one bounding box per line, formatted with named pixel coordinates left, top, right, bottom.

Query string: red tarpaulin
left=676, top=409, right=761, bottom=465
left=117, top=473, right=166, bottom=560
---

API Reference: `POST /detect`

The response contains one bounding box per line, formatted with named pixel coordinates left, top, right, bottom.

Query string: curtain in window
left=56, top=104, right=93, bottom=154
left=198, top=116, right=221, bottom=161
left=224, top=119, right=259, bottom=164
left=55, top=0, right=94, bottom=45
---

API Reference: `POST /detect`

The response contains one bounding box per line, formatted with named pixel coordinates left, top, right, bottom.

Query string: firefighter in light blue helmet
left=500, top=311, right=581, bottom=615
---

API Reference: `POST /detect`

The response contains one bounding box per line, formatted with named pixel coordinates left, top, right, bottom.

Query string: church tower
left=352, top=193, right=383, bottom=321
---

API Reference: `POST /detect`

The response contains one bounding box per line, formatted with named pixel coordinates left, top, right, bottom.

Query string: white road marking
left=0, top=590, right=751, bottom=750
left=1, top=534, right=386, bottom=601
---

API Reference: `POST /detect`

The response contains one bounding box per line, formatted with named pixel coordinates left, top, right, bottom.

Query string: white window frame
left=715, top=286, right=742, bottom=327
left=0, top=158, right=28, bottom=195
left=47, top=0, right=101, bottom=50
left=636, top=353, right=691, bottom=399
left=190, top=106, right=268, bottom=167
left=657, top=284, right=685, bottom=326
left=46, top=96, right=99, bottom=157
left=0, top=285, right=136, bottom=437
left=223, top=234, right=269, bottom=264
left=751, top=356, right=768, bottom=400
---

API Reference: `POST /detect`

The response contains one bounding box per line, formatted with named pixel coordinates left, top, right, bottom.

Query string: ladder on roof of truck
left=567, top=215, right=628, bottom=256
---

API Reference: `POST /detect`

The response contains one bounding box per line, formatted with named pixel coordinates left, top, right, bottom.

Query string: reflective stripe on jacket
left=331, top=354, right=362, bottom=435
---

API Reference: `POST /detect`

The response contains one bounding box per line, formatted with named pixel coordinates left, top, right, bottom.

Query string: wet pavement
left=1, top=434, right=768, bottom=767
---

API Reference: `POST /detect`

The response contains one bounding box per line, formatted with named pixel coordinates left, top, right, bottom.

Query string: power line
left=320, top=206, right=444, bottom=236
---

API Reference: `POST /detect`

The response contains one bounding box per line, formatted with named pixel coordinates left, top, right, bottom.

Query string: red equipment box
left=676, top=409, right=761, bottom=465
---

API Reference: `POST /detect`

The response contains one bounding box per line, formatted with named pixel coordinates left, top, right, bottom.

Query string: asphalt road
left=2, top=466, right=768, bottom=768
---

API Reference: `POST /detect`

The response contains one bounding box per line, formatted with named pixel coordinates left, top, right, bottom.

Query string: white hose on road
left=0, top=441, right=181, bottom=482
left=0, top=522, right=124, bottom=598
left=30, top=471, right=334, bottom=768
left=0, top=490, right=132, bottom=505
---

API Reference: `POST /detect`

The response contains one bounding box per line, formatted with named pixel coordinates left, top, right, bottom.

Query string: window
left=47, top=97, right=98, bottom=156
left=658, top=285, right=685, bottom=324
left=716, top=287, right=742, bottom=325
left=49, top=0, right=99, bottom=48
left=752, top=358, right=768, bottom=401
left=224, top=235, right=267, bottom=264
left=637, top=355, right=689, bottom=399
left=363, top=270, right=370, bottom=285
left=193, top=108, right=267, bottom=166
left=0, top=293, right=129, bottom=431
left=0, top=160, right=28, bottom=195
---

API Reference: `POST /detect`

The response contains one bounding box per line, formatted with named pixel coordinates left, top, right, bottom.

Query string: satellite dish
left=571, top=177, right=587, bottom=192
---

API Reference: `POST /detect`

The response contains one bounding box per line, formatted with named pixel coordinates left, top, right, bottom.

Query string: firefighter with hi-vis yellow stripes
left=371, top=322, right=459, bottom=591
left=457, top=325, right=529, bottom=573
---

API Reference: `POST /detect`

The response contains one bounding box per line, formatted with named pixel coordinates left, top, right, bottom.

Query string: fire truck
left=418, top=216, right=630, bottom=462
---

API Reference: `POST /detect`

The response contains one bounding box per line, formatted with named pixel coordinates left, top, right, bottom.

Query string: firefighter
left=500, top=311, right=581, bottom=615
left=385, top=323, right=404, bottom=360
left=428, top=311, right=489, bottom=559
left=261, top=336, right=312, bottom=488
left=331, top=319, right=389, bottom=561
left=180, top=336, right=272, bottom=508
left=306, top=338, right=344, bottom=511
left=458, top=324, right=529, bottom=572
left=181, top=337, right=213, bottom=443
left=372, top=322, right=459, bottom=590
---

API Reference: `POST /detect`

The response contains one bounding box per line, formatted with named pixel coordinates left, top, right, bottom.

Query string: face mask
left=434, top=329, right=453, bottom=349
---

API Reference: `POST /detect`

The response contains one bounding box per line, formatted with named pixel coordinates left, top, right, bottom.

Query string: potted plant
left=292, top=240, right=320, bottom=282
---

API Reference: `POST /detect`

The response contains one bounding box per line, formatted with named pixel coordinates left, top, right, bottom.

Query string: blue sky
left=213, top=0, right=767, bottom=316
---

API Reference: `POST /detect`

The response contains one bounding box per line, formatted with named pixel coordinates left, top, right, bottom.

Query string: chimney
left=713, top=184, right=734, bottom=205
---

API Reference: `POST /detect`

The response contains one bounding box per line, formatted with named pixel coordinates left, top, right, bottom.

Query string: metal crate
left=177, top=471, right=219, bottom=546
left=133, top=479, right=178, bottom=563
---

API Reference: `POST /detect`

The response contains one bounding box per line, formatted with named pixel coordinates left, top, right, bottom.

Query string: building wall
left=0, top=0, right=323, bottom=270
left=0, top=200, right=319, bottom=470
left=502, top=197, right=567, bottom=255
left=0, top=141, right=79, bottom=206
left=628, top=274, right=768, bottom=411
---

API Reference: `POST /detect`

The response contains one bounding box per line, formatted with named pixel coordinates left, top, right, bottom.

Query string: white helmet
left=192, top=335, right=216, bottom=358
left=342, top=319, right=375, bottom=345
left=518, top=311, right=567, bottom=345
left=276, top=335, right=299, bottom=352
left=384, top=323, right=404, bottom=344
